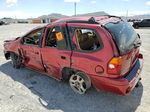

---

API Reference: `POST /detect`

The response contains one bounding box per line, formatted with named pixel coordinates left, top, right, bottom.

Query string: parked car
left=127, top=19, right=141, bottom=23
left=3, top=16, right=143, bottom=95
left=133, top=19, right=150, bottom=28
left=0, top=21, right=5, bottom=25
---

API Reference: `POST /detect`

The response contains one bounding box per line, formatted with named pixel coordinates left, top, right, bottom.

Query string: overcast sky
left=0, top=0, right=150, bottom=19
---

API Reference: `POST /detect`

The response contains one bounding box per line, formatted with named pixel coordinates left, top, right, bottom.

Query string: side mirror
left=16, top=37, right=20, bottom=40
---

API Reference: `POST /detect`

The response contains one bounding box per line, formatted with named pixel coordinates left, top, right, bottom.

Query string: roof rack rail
left=66, top=17, right=99, bottom=24
left=88, top=17, right=97, bottom=23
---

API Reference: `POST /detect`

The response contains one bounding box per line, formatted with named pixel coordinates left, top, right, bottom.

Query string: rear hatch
left=105, top=20, right=141, bottom=75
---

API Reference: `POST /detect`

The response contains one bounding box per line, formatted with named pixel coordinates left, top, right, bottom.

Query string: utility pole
left=74, top=2, right=76, bottom=16
left=126, top=10, right=128, bottom=20
left=66, top=0, right=78, bottom=16
left=15, top=15, right=17, bottom=23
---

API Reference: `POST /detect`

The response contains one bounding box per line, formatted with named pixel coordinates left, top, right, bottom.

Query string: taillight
left=107, top=57, right=122, bottom=75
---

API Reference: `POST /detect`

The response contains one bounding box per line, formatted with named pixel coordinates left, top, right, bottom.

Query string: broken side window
left=75, top=28, right=100, bottom=51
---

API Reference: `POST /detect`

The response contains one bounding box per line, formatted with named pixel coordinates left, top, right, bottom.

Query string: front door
left=20, top=28, right=44, bottom=71
left=41, top=24, right=71, bottom=79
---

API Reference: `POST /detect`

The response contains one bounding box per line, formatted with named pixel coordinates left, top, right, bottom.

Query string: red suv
left=3, top=16, right=143, bottom=95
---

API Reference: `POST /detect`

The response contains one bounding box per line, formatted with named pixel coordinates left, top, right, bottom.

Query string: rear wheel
left=10, top=53, right=21, bottom=69
left=69, top=72, right=91, bottom=94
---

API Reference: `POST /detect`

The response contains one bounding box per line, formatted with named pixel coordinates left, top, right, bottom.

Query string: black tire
left=69, top=72, right=91, bottom=94
left=10, top=53, right=21, bottom=69
left=134, top=25, right=139, bottom=29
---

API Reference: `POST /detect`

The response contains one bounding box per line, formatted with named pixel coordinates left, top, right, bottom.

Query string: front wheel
left=10, top=53, right=21, bottom=69
left=69, top=72, right=91, bottom=94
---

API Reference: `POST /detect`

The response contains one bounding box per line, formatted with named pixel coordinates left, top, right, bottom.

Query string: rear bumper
left=91, top=58, right=143, bottom=95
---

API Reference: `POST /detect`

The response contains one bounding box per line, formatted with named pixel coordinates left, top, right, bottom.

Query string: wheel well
left=4, top=51, right=11, bottom=60
left=61, top=67, right=77, bottom=81
left=62, top=68, right=92, bottom=91
left=61, top=67, right=91, bottom=83
left=4, top=51, right=18, bottom=60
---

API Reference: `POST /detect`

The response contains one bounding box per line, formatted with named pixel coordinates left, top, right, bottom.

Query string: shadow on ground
left=0, top=61, right=143, bottom=112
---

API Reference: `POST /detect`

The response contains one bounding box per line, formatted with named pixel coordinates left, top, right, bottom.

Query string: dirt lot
left=0, top=24, right=150, bottom=112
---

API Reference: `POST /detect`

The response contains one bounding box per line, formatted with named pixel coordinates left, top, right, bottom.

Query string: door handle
left=61, top=56, right=66, bottom=59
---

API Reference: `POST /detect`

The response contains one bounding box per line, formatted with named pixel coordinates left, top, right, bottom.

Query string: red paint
left=3, top=16, right=143, bottom=95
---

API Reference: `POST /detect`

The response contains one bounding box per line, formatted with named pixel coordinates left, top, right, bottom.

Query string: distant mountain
left=38, top=13, right=69, bottom=19
left=122, top=14, right=150, bottom=19
left=38, top=11, right=108, bottom=19
left=76, top=11, right=108, bottom=16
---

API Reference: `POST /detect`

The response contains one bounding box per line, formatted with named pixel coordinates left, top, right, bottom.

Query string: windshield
left=105, top=21, right=139, bottom=55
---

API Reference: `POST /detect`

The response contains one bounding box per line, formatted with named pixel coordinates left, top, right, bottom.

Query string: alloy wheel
left=69, top=74, right=87, bottom=94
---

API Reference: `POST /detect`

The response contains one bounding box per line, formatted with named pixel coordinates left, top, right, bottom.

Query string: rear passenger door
left=67, top=23, right=104, bottom=75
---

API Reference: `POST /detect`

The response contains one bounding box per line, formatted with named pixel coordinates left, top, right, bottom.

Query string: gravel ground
left=0, top=24, right=150, bottom=112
